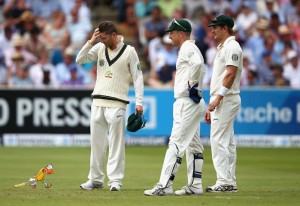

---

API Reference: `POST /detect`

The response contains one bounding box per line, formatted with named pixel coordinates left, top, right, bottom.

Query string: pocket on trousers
left=111, top=108, right=125, bottom=124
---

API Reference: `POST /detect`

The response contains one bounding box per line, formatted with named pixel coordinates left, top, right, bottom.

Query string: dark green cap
left=126, top=113, right=147, bottom=132
left=165, top=18, right=192, bottom=33
left=208, top=15, right=234, bottom=28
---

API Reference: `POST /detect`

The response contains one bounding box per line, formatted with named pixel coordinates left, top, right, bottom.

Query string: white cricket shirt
left=210, top=36, right=242, bottom=96
left=76, top=35, right=144, bottom=108
left=174, top=40, right=206, bottom=98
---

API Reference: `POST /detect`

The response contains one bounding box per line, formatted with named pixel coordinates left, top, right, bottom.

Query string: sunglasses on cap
left=172, top=18, right=187, bottom=31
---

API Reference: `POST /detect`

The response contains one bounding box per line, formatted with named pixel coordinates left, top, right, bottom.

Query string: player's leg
left=175, top=100, right=205, bottom=195
left=81, top=105, right=108, bottom=190
left=175, top=134, right=204, bottom=195
left=144, top=99, right=185, bottom=196
left=228, top=129, right=237, bottom=192
left=106, top=107, right=126, bottom=191
left=159, top=98, right=203, bottom=187
left=144, top=98, right=202, bottom=196
left=228, top=95, right=240, bottom=192
left=144, top=142, right=181, bottom=196
left=207, top=95, right=240, bottom=192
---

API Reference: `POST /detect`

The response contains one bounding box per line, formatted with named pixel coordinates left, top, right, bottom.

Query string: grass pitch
left=0, top=146, right=299, bottom=206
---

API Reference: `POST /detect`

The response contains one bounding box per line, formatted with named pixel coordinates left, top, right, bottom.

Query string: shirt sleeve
left=128, top=47, right=144, bottom=106
left=76, top=41, right=101, bottom=64
left=224, top=46, right=242, bottom=68
left=182, top=44, right=203, bottom=85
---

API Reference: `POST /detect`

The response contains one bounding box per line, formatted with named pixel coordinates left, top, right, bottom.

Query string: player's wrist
left=218, top=86, right=229, bottom=96
left=87, top=40, right=94, bottom=46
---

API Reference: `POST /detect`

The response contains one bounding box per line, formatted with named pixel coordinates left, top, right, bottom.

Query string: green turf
left=0, top=146, right=299, bottom=206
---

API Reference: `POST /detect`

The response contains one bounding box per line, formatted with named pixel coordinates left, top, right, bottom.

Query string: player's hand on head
left=89, top=28, right=100, bottom=44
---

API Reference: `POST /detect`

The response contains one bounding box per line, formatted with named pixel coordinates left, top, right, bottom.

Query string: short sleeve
left=225, top=47, right=242, bottom=68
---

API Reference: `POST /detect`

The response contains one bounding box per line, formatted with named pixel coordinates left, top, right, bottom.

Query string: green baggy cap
left=126, top=113, right=147, bottom=132
left=165, top=18, right=192, bottom=33
left=208, top=15, right=234, bottom=28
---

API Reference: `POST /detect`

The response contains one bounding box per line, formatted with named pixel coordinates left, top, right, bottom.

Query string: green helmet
left=126, top=113, right=147, bottom=132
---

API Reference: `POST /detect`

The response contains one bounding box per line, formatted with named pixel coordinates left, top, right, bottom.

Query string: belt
left=91, top=94, right=130, bottom=104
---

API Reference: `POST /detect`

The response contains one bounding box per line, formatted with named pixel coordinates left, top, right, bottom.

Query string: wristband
left=219, top=86, right=229, bottom=96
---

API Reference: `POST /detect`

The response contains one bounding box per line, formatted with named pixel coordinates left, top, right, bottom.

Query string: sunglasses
left=172, top=19, right=187, bottom=31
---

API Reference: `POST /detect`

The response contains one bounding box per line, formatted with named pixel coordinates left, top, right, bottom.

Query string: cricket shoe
left=80, top=180, right=103, bottom=190
left=110, top=183, right=122, bottom=191
left=144, top=184, right=173, bottom=196
left=232, top=185, right=238, bottom=192
left=175, top=185, right=203, bottom=196
left=206, top=184, right=237, bottom=192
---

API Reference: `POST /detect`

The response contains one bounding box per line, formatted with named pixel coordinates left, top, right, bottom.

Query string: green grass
left=0, top=146, right=299, bottom=206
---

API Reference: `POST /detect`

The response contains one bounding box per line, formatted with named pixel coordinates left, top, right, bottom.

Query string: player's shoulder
left=182, top=40, right=195, bottom=47
left=225, top=40, right=242, bottom=52
left=120, top=43, right=134, bottom=51
left=226, top=38, right=240, bottom=46
left=181, top=40, right=199, bottom=52
left=94, top=42, right=105, bottom=50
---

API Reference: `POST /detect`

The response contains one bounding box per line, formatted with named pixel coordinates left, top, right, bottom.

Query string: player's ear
left=111, top=32, right=117, bottom=38
left=224, top=25, right=230, bottom=32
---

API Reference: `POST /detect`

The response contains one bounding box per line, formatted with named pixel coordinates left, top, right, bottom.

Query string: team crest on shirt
left=232, top=54, right=239, bottom=61
left=105, top=71, right=113, bottom=78
left=187, top=51, right=194, bottom=58
left=137, top=63, right=141, bottom=71
left=99, top=59, right=105, bottom=67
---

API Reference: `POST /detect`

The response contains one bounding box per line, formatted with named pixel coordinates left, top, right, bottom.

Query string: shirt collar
left=180, top=39, right=195, bottom=50
left=115, top=35, right=124, bottom=51
left=217, top=36, right=235, bottom=50
left=183, top=39, right=195, bottom=45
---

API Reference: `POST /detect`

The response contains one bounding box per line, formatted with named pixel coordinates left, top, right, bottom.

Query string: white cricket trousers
left=159, top=97, right=205, bottom=188
left=88, top=105, right=126, bottom=187
left=210, top=94, right=241, bottom=186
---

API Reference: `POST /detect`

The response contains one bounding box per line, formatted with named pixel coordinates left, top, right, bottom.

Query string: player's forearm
left=222, top=74, right=235, bottom=89
left=129, top=49, right=144, bottom=106
left=222, top=67, right=237, bottom=89
left=134, top=73, right=144, bottom=106
left=217, top=68, right=236, bottom=98
left=75, top=42, right=97, bottom=64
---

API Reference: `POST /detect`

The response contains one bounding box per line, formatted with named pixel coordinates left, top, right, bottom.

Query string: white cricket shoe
left=206, top=184, right=237, bottom=192
left=175, top=185, right=203, bottom=196
left=80, top=180, right=103, bottom=190
left=144, top=184, right=173, bottom=196
left=232, top=185, right=238, bottom=192
left=110, top=183, right=122, bottom=191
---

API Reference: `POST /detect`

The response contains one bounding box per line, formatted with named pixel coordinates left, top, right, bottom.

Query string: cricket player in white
left=76, top=21, right=144, bottom=191
left=205, top=15, right=242, bottom=192
left=144, top=19, right=206, bottom=196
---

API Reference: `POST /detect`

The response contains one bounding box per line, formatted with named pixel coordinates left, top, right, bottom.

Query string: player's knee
left=194, top=153, right=203, bottom=160
left=168, top=142, right=179, bottom=155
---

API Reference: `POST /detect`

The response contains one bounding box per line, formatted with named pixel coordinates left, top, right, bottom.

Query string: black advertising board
left=0, top=89, right=92, bottom=134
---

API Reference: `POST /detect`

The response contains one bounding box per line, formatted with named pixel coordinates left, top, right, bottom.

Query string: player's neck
left=109, top=35, right=121, bottom=50
left=219, top=33, right=231, bottom=45
left=178, top=37, right=190, bottom=48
